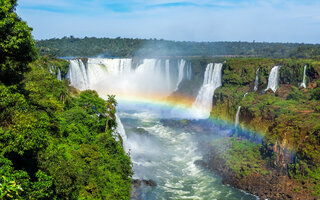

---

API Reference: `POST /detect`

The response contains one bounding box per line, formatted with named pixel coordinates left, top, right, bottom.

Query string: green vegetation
left=208, top=58, right=320, bottom=197
left=0, top=1, right=132, bottom=199
left=0, top=0, right=37, bottom=85
left=36, top=36, right=320, bottom=59
left=0, top=58, right=132, bottom=199
left=212, top=137, right=269, bottom=177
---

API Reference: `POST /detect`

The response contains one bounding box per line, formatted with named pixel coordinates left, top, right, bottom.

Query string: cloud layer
left=17, top=0, right=320, bottom=43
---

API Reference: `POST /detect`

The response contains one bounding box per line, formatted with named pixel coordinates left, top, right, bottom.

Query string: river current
left=118, top=102, right=257, bottom=200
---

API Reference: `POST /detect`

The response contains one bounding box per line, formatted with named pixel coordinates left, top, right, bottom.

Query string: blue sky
left=17, top=0, right=320, bottom=43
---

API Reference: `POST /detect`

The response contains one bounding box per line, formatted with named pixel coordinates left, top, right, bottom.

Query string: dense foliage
left=204, top=58, right=320, bottom=197
left=211, top=137, right=268, bottom=177
left=0, top=0, right=37, bottom=85
left=0, top=2, right=132, bottom=199
left=0, top=57, right=132, bottom=199
left=36, top=36, right=320, bottom=59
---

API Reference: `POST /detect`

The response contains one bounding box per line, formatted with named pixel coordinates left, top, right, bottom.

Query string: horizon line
left=35, top=36, right=320, bottom=45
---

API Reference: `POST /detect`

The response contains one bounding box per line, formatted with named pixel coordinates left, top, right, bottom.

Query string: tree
left=0, top=0, right=37, bottom=85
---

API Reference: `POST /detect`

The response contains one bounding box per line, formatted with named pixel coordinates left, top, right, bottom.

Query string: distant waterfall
left=186, top=62, right=192, bottom=80
left=300, top=65, right=307, bottom=88
left=176, top=59, right=186, bottom=90
left=165, top=60, right=171, bottom=92
left=175, top=59, right=192, bottom=90
left=243, top=92, right=248, bottom=97
left=115, top=114, right=128, bottom=152
left=67, top=58, right=183, bottom=99
left=254, top=68, right=259, bottom=91
left=57, top=68, right=62, bottom=81
left=192, top=63, right=223, bottom=118
left=235, top=106, right=241, bottom=127
left=265, top=66, right=281, bottom=93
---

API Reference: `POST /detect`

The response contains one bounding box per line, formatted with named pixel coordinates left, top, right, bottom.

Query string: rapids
left=117, top=103, right=257, bottom=200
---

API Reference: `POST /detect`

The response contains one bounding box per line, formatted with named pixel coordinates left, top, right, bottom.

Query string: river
left=118, top=102, right=257, bottom=200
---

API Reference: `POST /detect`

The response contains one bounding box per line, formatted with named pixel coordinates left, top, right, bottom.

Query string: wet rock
left=134, top=127, right=149, bottom=135
left=131, top=179, right=157, bottom=200
left=132, top=179, right=157, bottom=187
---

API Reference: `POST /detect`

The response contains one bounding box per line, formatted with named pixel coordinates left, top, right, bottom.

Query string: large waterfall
left=300, top=65, right=307, bottom=88
left=254, top=68, right=259, bottom=91
left=67, top=58, right=190, bottom=99
left=265, top=66, right=281, bottom=93
left=192, top=63, right=223, bottom=118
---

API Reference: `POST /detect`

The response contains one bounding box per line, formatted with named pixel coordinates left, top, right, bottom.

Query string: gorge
left=65, top=57, right=320, bottom=199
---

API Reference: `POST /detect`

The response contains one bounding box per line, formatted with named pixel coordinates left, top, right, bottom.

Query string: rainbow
left=100, top=93, right=266, bottom=142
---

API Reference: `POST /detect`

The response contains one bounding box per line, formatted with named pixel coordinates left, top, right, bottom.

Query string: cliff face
left=208, top=58, right=320, bottom=198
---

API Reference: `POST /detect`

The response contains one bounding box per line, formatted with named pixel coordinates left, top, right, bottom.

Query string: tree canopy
left=36, top=36, right=320, bottom=59
left=0, top=0, right=37, bottom=85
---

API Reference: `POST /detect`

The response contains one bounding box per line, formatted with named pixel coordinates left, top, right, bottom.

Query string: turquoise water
left=118, top=104, right=258, bottom=200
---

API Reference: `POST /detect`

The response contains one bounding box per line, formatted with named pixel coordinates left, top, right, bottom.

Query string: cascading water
left=300, top=65, right=307, bottom=88
left=67, top=59, right=89, bottom=90
left=265, top=66, right=281, bottom=93
left=67, top=58, right=178, bottom=99
left=186, top=62, right=192, bottom=80
left=165, top=60, right=171, bottom=92
left=175, top=59, right=186, bottom=90
left=175, top=59, right=192, bottom=90
left=57, top=68, right=62, bottom=81
left=254, top=68, right=259, bottom=91
left=192, top=63, right=223, bottom=119
left=115, top=114, right=128, bottom=152
left=235, top=106, right=241, bottom=127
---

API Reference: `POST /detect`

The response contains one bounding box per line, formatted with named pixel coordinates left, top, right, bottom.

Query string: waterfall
left=67, top=58, right=181, bottom=100
left=165, top=59, right=171, bottom=92
left=186, top=62, right=192, bottom=80
left=300, top=65, right=307, bottom=88
left=115, top=114, right=128, bottom=152
left=254, top=68, right=259, bottom=91
left=175, top=59, right=191, bottom=90
left=57, top=68, right=62, bottom=81
left=243, top=92, right=248, bottom=97
left=235, top=106, right=241, bottom=127
left=265, top=66, right=281, bottom=93
left=67, top=59, right=89, bottom=90
left=86, top=58, right=132, bottom=88
left=175, top=59, right=186, bottom=90
left=192, top=63, right=223, bottom=118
